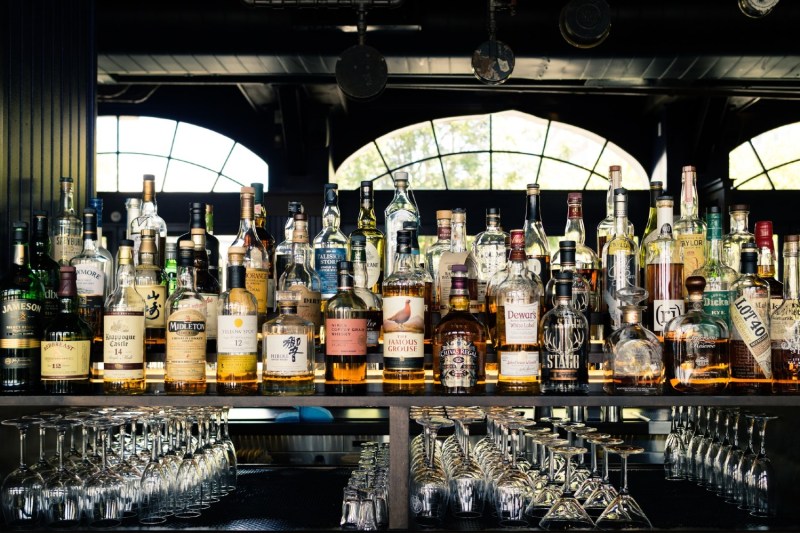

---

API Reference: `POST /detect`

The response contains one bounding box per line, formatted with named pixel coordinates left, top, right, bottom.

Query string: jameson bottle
left=673, top=165, right=707, bottom=290
left=263, top=290, right=315, bottom=395
left=279, top=213, right=323, bottom=342
left=50, top=176, right=83, bottom=265
left=384, top=172, right=419, bottom=278
left=217, top=261, right=259, bottom=395
left=103, top=240, right=146, bottom=394
left=177, top=202, right=221, bottom=281
left=192, top=228, right=220, bottom=377
left=0, top=222, right=44, bottom=392
left=231, top=186, right=270, bottom=334
left=325, top=261, right=368, bottom=394
left=134, top=229, right=167, bottom=390
left=130, top=174, right=168, bottom=268
left=30, top=211, right=60, bottom=323
left=41, top=266, right=92, bottom=394
left=252, top=182, right=277, bottom=313
left=524, top=183, right=551, bottom=288
left=350, top=181, right=385, bottom=294
left=771, top=235, right=800, bottom=393
left=273, top=201, right=304, bottom=311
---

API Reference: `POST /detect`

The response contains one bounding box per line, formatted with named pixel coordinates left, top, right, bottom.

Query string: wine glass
left=493, top=419, right=532, bottom=528
left=138, top=414, right=168, bottom=525
left=218, top=406, right=238, bottom=493
left=410, top=416, right=452, bottom=528
left=702, top=407, right=722, bottom=491
left=685, top=405, right=706, bottom=483
left=24, top=414, right=57, bottom=479
left=174, top=414, right=202, bottom=519
left=582, top=436, right=624, bottom=517
left=664, top=405, right=686, bottom=481
left=40, top=419, right=82, bottom=529
left=83, top=417, right=125, bottom=528
left=746, top=414, right=778, bottom=518
left=595, top=445, right=652, bottom=530
left=114, top=414, right=144, bottom=519
left=574, top=432, right=611, bottom=501
left=446, top=410, right=486, bottom=519
left=539, top=445, right=595, bottom=530
left=1, top=418, right=45, bottom=528
left=721, top=409, right=742, bottom=504
left=734, top=413, right=758, bottom=510
left=694, top=406, right=714, bottom=487
left=711, top=408, right=735, bottom=494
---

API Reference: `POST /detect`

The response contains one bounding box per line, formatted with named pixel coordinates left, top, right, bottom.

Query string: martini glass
left=582, top=436, right=624, bottom=517
left=1, top=418, right=45, bottom=528
left=539, top=445, right=595, bottom=530
left=574, top=432, right=611, bottom=501
left=523, top=436, right=568, bottom=520
left=595, top=445, right=652, bottom=530
left=41, top=419, right=82, bottom=529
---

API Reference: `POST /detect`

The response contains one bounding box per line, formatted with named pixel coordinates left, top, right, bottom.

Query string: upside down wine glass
left=1, top=418, right=45, bottom=529
left=539, top=446, right=595, bottom=530
left=595, top=445, right=652, bottom=530
left=747, top=414, right=778, bottom=518
left=41, top=419, right=82, bottom=529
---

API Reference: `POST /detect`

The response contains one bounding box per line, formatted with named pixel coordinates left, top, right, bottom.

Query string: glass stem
left=510, top=429, right=518, bottom=469
left=759, top=420, right=768, bottom=456
left=57, top=430, right=65, bottom=471
left=101, top=431, right=108, bottom=471
left=428, top=429, right=439, bottom=469
left=548, top=448, right=556, bottom=481
left=39, top=425, right=46, bottom=462
left=19, top=427, right=27, bottom=469
left=119, top=423, right=127, bottom=463
left=590, top=442, right=599, bottom=476
left=602, top=446, right=610, bottom=483
left=462, top=423, right=471, bottom=461
left=564, top=455, right=573, bottom=494
left=620, top=454, right=629, bottom=495
left=747, top=417, right=756, bottom=452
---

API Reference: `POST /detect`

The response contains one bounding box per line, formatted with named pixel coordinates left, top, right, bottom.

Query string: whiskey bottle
left=164, top=242, right=178, bottom=296
left=545, top=241, right=591, bottom=318
left=644, top=223, right=684, bottom=338
left=0, top=222, right=44, bottom=392
left=177, top=202, right=221, bottom=282
left=50, top=176, right=83, bottom=266
left=433, top=264, right=487, bottom=393
left=103, top=240, right=146, bottom=394
left=771, top=235, right=800, bottom=393
left=754, top=221, right=783, bottom=313
left=192, top=228, right=221, bottom=378
left=663, top=276, right=730, bottom=394
left=426, top=209, right=452, bottom=329
left=403, top=221, right=434, bottom=347
left=540, top=271, right=590, bottom=394
left=125, top=198, right=141, bottom=240
left=596, top=166, right=632, bottom=257
left=130, top=174, right=168, bottom=268
left=729, top=243, right=771, bottom=394
left=165, top=241, right=207, bottom=395
left=278, top=213, right=323, bottom=341
left=384, top=172, right=419, bottom=279
left=692, top=206, right=738, bottom=331
left=30, top=211, right=60, bottom=323
left=721, top=204, right=754, bottom=274
left=252, top=182, right=277, bottom=313
left=437, top=209, right=477, bottom=317
left=273, top=201, right=305, bottom=310
left=134, top=229, right=167, bottom=390
left=673, top=165, right=707, bottom=290
left=638, top=180, right=665, bottom=277
left=263, top=290, right=315, bottom=395
left=350, top=181, right=385, bottom=294
left=470, top=207, right=509, bottom=323
left=41, top=266, right=92, bottom=394
left=205, top=203, right=215, bottom=235
left=350, top=235, right=383, bottom=359
left=601, top=188, right=639, bottom=330
left=88, top=198, right=115, bottom=275
left=313, top=184, right=349, bottom=320
left=523, top=184, right=551, bottom=288
left=325, top=261, right=368, bottom=394
left=217, top=260, right=259, bottom=395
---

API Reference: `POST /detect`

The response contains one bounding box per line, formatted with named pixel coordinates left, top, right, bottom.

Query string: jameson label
left=41, top=340, right=90, bottom=379
left=314, top=247, right=347, bottom=298
left=677, top=234, right=705, bottom=283
left=166, top=307, right=207, bottom=381
left=365, top=242, right=382, bottom=289
left=499, top=350, right=539, bottom=377
left=289, top=285, right=322, bottom=328
left=704, top=290, right=732, bottom=329
left=0, top=299, right=42, bottom=349
left=217, top=315, right=258, bottom=354
left=245, top=267, right=269, bottom=314
left=201, top=293, right=219, bottom=340
left=731, top=294, right=772, bottom=379
left=653, top=299, right=685, bottom=333
left=326, top=318, right=367, bottom=355
left=437, top=250, right=468, bottom=315
left=527, top=255, right=550, bottom=287
left=502, top=303, right=538, bottom=344
left=136, top=283, right=167, bottom=329
left=383, top=295, right=425, bottom=368
left=103, top=312, right=145, bottom=380
left=265, top=334, right=310, bottom=372
left=440, top=337, right=477, bottom=389
left=75, top=264, right=105, bottom=296
left=52, top=234, right=82, bottom=263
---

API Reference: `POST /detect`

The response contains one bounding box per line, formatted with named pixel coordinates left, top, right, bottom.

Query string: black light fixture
left=738, top=0, right=779, bottom=18
left=335, top=5, right=388, bottom=101
left=472, top=0, right=515, bottom=86
left=559, top=0, right=611, bottom=49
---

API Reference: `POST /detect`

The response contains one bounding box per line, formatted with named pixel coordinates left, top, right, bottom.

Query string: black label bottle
left=178, top=202, right=221, bottom=282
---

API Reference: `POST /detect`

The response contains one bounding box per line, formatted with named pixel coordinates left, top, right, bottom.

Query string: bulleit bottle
left=263, top=290, right=315, bottom=395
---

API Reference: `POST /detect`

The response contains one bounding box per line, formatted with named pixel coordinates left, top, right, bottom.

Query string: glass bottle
left=41, top=266, right=92, bottom=394
left=596, top=165, right=632, bottom=257
left=602, top=188, right=639, bottom=330
left=552, top=193, right=601, bottom=312
left=103, top=240, right=146, bottom=395
left=663, top=276, right=730, bottom=394
left=426, top=209, right=452, bottom=331
left=540, top=271, right=590, bottom=395
left=721, top=203, right=754, bottom=273
left=545, top=241, right=591, bottom=319
left=314, top=184, right=349, bottom=308
left=523, top=183, right=551, bottom=288
left=495, top=229, right=543, bottom=394
left=771, top=234, right=800, bottom=393
left=278, top=213, right=322, bottom=342
left=50, top=176, right=83, bottom=266
left=217, top=260, right=259, bottom=395
left=350, top=180, right=385, bottom=294
left=134, top=229, right=167, bottom=391
left=603, top=286, right=664, bottom=395
left=164, top=242, right=178, bottom=296
left=252, top=182, right=277, bottom=314
left=673, top=165, right=707, bottom=289
left=644, top=223, right=684, bottom=339
left=0, top=222, right=44, bottom=393
left=88, top=198, right=115, bottom=274
left=384, top=171, right=419, bottom=278
left=382, top=230, right=426, bottom=391
left=754, top=221, right=783, bottom=314
left=192, top=228, right=221, bottom=379
left=263, top=290, right=315, bottom=395
left=638, top=181, right=665, bottom=280
left=691, top=206, right=738, bottom=331
left=30, top=211, right=60, bottom=323
left=404, top=221, right=434, bottom=348
left=350, top=234, right=383, bottom=360
left=470, top=207, right=509, bottom=323
left=178, top=202, right=221, bottom=282
left=164, top=241, right=207, bottom=395
left=130, top=174, right=168, bottom=268
left=325, top=261, right=368, bottom=394
left=125, top=198, right=141, bottom=240
left=437, top=208, right=478, bottom=318
left=729, top=243, right=772, bottom=394
left=273, top=201, right=305, bottom=310
left=433, top=264, right=487, bottom=393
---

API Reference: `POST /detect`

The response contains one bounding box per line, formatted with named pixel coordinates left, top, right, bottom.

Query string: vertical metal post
left=388, top=405, right=409, bottom=530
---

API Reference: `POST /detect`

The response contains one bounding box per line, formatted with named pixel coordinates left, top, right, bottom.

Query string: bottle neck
left=681, top=178, right=698, bottom=218
left=82, top=233, right=98, bottom=253
left=485, top=216, right=501, bottom=231
left=284, top=216, right=296, bottom=242
left=337, top=272, right=355, bottom=293
left=392, top=250, right=417, bottom=274
left=730, top=212, right=749, bottom=233
left=507, top=251, right=528, bottom=274
left=526, top=193, right=542, bottom=224
left=614, top=212, right=629, bottom=236
left=352, top=248, right=370, bottom=289
left=358, top=197, right=377, bottom=229
left=656, top=205, right=673, bottom=230
left=116, top=262, right=137, bottom=288
left=783, top=254, right=799, bottom=300
left=757, top=244, right=776, bottom=279
left=606, top=172, right=622, bottom=217
left=61, top=186, right=75, bottom=215
left=12, top=243, right=27, bottom=268
left=707, top=236, right=724, bottom=262
left=450, top=220, right=468, bottom=252
left=278, top=303, right=298, bottom=315
left=238, top=212, right=257, bottom=236
left=449, top=291, right=470, bottom=312
left=139, top=251, right=157, bottom=267
left=322, top=202, right=341, bottom=230
left=291, top=241, right=309, bottom=265
left=178, top=264, right=196, bottom=290
left=564, top=211, right=586, bottom=245
left=687, top=296, right=704, bottom=313
left=32, top=234, right=49, bottom=257
left=436, top=220, right=452, bottom=243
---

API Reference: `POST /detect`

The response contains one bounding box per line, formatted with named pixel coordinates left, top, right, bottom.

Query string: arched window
left=333, top=110, right=648, bottom=191
left=730, top=122, right=800, bottom=190
left=96, top=115, right=269, bottom=193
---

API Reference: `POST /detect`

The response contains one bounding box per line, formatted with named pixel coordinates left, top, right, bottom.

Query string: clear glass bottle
left=545, top=240, right=591, bottom=318
left=350, top=181, right=385, bottom=294
left=164, top=241, right=207, bottom=395
left=88, top=197, right=115, bottom=274
left=350, top=235, right=383, bottom=360
left=217, top=260, right=259, bottom=395
left=638, top=181, right=665, bottom=280
left=673, top=165, right=707, bottom=289
left=523, top=183, right=551, bottom=288
left=384, top=171, right=419, bottom=279
left=663, top=276, right=730, bottom=394
left=263, top=290, right=315, bottom=395
left=30, top=211, right=60, bottom=323
left=125, top=198, right=141, bottom=240
left=177, top=202, right=221, bottom=282
left=278, top=213, right=322, bottom=342
left=50, top=176, right=83, bottom=266
left=754, top=220, right=783, bottom=314
left=596, top=165, right=632, bottom=257
left=164, top=242, right=178, bottom=297
left=539, top=271, right=590, bottom=394
left=691, top=206, right=738, bottom=331
left=273, top=201, right=305, bottom=311
left=433, top=264, right=487, bottom=394
left=41, top=266, right=92, bottom=394
left=426, top=209, right=452, bottom=327
left=603, top=286, right=664, bottom=395
left=130, top=174, right=168, bottom=268
left=771, top=234, right=800, bottom=393
left=192, top=228, right=221, bottom=379
left=325, top=261, right=368, bottom=394
left=729, top=243, right=772, bottom=394
left=103, top=240, right=146, bottom=394
left=721, top=203, right=754, bottom=273
left=437, top=208, right=479, bottom=318
left=602, top=188, right=639, bottom=330
left=470, top=207, right=509, bottom=323
left=134, top=229, right=167, bottom=392
left=314, top=184, right=349, bottom=305
left=252, top=182, right=277, bottom=314
left=644, top=222, right=684, bottom=339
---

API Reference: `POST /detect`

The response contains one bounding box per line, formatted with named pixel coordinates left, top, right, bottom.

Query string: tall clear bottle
left=134, top=229, right=167, bottom=392
left=325, top=261, right=368, bottom=394
left=192, top=228, right=220, bottom=379
left=470, top=207, right=509, bottom=323
left=350, top=235, right=383, bottom=360
left=273, top=201, right=305, bottom=310
left=314, top=184, right=349, bottom=313
left=350, top=181, right=385, bottom=294
left=263, top=290, right=315, bottom=395
left=278, top=213, right=322, bottom=342
left=771, top=235, right=800, bottom=393
left=30, top=211, right=60, bottom=323
left=638, top=181, right=665, bottom=280
left=217, top=259, right=259, bottom=395
left=596, top=166, right=632, bottom=256
left=252, top=182, right=277, bottom=314
left=523, top=184, right=550, bottom=288
left=178, top=202, right=221, bottom=282
left=754, top=221, right=783, bottom=313
left=103, top=240, right=146, bottom=394
left=164, top=242, right=178, bottom=297
left=384, top=172, right=419, bottom=279
left=601, top=188, right=639, bottom=330
left=644, top=222, right=684, bottom=339
left=130, top=174, right=168, bottom=268
left=691, top=207, right=738, bottom=331
left=673, top=165, right=707, bottom=289
left=50, top=176, right=83, bottom=266
left=88, top=198, right=115, bottom=273
left=721, top=204, right=754, bottom=273
left=426, top=210, right=452, bottom=331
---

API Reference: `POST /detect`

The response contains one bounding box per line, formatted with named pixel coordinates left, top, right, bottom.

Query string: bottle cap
left=784, top=235, right=799, bottom=256
left=555, top=270, right=573, bottom=298
left=89, top=198, right=103, bottom=223
left=706, top=206, right=721, bottom=214
left=32, top=211, right=48, bottom=236
left=143, top=174, right=155, bottom=182
left=451, top=208, right=466, bottom=223
left=178, top=240, right=195, bottom=266
left=685, top=276, right=706, bottom=300
left=60, top=176, right=73, bottom=184
left=526, top=183, right=541, bottom=194
left=396, top=229, right=412, bottom=246
left=609, top=165, right=621, bottom=172
left=509, top=229, right=525, bottom=249
left=12, top=221, right=28, bottom=242
left=486, top=207, right=500, bottom=216
left=360, top=180, right=372, bottom=188
left=567, top=192, right=582, bottom=203
left=337, top=260, right=353, bottom=273
left=559, top=240, right=576, bottom=265
left=227, top=246, right=246, bottom=263
left=657, top=195, right=673, bottom=202
left=324, top=183, right=338, bottom=205
left=450, top=264, right=467, bottom=273
left=651, top=180, right=663, bottom=189
left=755, top=221, right=774, bottom=248
left=190, top=202, right=204, bottom=212
left=392, top=171, right=409, bottom=184
left=729, top=203, right=749, bottom=212
left=682, top=165, right=696, bottom=174
left=118, top=239, right=135, bottom=263
left=288, top=201, right=304, bottom=215
left=436, top=210, right=452, bottom=220
left=58, top=266, right=77, bottom=297
left=294, top=212, right=308, bottom=222
left=251, top=182, right=265, bottom=203
left=742, top=242, right=758, bottom=252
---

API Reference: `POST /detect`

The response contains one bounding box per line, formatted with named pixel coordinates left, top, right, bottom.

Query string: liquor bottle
left=88, top=198, right=115, bottom=273
left=644, top=223, right=684, bottom=338
left=125, top=198, right=141, bottom=240
left=404, top=221, right=434, bottom=347
left=350, top=234, right=383, bottom=359
left=495, top=230, right=543, bottom=393
left=663, top=276, right=730, bottom=394
left=729, top=243, right=772, bottom=394
left=134, top=229, right=167, bottom=390
left=754, top=221, right=783, bottom=313
left=523, top=184, right=551, bottom=288
left=252, top=182, right=277, bottom=313
left=50, top=176, right=83, bottom=266
left=721, top=203, right=754, bottom=273
left=230, top=186, right=270, bottom=333
left=217, top=260, right=259, bottom=395
left=433, top=264, right=487, bottom=393
left=382, top=230, right=426, bottom=391
left=540, top=271, right=590, bottom=394
left=673, top=165, right=707, bottom=289
left=192, top=228, right=221, bottom=378
left=545, top=241, right=591, bottom=318
left=603, top=285, right=664, bottom=395
left=350, top=181, right=385, bottom=294
left=0, top=222, right=44, bottom=392
left=638, top=181, right=665, bottom=277
left=273, top=201, right=305, bottom=310
left=103, top=240, right=146, bottom=394
left=325, top=261, right=368, bottom=394
left=314, top=184, right=349, bottom=308
left=771, top=235, right=800, bottom=393
left=384, top=171, right=419, bottom=278
left=470, top=207, right=509, bottom=322
left=130, top=174, right=168, bottom=268
left=178, top=202, right=221, bottom=282
left=30, top=211, right=60, bottom=323
left=41, top=266, right=92, bottom=394
left=692, top=207, right=739, bottom=331
left=278, top=213, right=323, bottom=340
left=164, top=242, right=178, bottom=296
left=437, top=208, right=478, bottom=317
left=601, top=188, right=639, bottom=330
left=263, top=290, right=315, bottom=395
left=205, top=204, right=214, bottom=234
left=596, top=166, right=632, bottom=256
left=426, top=209, right=452, bottom=330
left=164, top=241, right=207, bottom=395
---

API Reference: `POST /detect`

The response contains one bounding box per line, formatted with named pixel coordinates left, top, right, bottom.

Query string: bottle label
left=653, top=299, right=685, bottom=333
left=499, top=350, right=539, bottom=377
left=314, top=247, right=348, bottom=298
left=41, top=340, right=90, bottom=379
left=573, top=286, right=589, bottom=313
left=503, top=303, right=539, bottom=344
left=383, top=295, right=425, bottom=366
left=541, top=325, right=586, bottom=376
left=677, top=234, right=705, bottom=281
left=75, top=264, right=105, bottom=296
left=136, top=283, right=167, bottom=329
left=290, top=286, right=322, bottom=328
left=42, top=288, right=58, bottom=322
left=437, top=226, right=451, bottom=241
left=265, top=334, right=310, bottom=372
left=217, top=353, right=257, bottom=376
left=201, top=293, right=219, bottom=340
left=52, top=234, right=82, bottom=263
left=103, top=312, right=145, bottom=380
left=0, top=299, right=42, bottom=350
left=527, top=255, right=550, bottom=287
left=731, top=294, right=772, bottom=379
left=704, top=290, right=731, bottom=329
left=166, top=307, right=207, bottom=381
left=365, top=242, right=382, bottom=289
left=440, top=337, right=477, bottom=389
left=325, top=318, right=367, bottom=355
left=245, top=267, right=269, bottom=315
left=438, top=251, right=468, bottom=315
left=217, top=315, right=258, bottom=354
